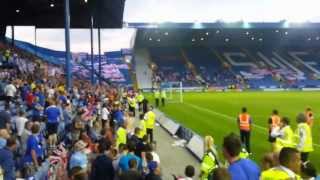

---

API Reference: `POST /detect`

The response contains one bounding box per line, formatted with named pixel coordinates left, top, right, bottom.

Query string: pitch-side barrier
left=154, top=109, right=204, bottom=161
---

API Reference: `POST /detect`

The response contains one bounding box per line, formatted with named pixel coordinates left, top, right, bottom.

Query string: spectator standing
left=0, top=137, right=17, bottom=180
left=101, top=103, right=110, bottom=128
left=145, top=161, right=162, bottom=180
left=222, top=133, right=260, bottom=180
left=119, top=141, right=142, bottom=173
left=22, top=123, right=44, bottom=177
left=45, top=99, right=61, bottom=147
left=90, top=139, right=114, bottom=180
left=15, top=110, right=28, bottom=138
left=4, top=80, right=16, bottom=105
left=0, top=104, right=11, bottom=130
left=119, top=159, right=143, bottom=180
left=20, top=121, right=33, bottom=156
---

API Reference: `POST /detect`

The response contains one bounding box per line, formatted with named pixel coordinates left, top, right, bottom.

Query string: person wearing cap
left=145, top=161, right=162, bottom=180
left=295, top=113, right=313, bottom=162
left=69, top=140, right=88, bottom=171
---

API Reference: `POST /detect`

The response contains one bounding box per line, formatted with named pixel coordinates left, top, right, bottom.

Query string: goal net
left=160, top=81, right=183, bottom=103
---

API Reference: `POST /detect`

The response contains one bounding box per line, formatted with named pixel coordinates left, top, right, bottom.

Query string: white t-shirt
left=15, top=116, right=28, bottom=136
left=4, top=84, right=17, bottom=97
left=48, top=88, right=55, bottom=98
left=151, top=151, right=160, bottom=165
left=101, top=107, right=109, bottom=120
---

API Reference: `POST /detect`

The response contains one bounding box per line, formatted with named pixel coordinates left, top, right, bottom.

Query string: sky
left=6, top=0, right=320, bottom=53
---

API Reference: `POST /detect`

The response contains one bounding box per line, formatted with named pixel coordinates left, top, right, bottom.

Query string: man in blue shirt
left=223, top=133, right=260, bottom=180
left=45, top=100, right=60, bottom=147
left=23, top=123, right=44, bottom=169
left=0, top=137, right=17, bottom=180
left=119, top=141, right=142, bottom=172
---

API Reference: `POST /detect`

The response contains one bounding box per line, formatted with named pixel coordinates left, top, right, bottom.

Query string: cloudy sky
left=6, top=0, right=320, bottom=53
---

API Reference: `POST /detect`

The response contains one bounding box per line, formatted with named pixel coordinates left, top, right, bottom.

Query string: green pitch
left=149, top=91, right=320, bottom=169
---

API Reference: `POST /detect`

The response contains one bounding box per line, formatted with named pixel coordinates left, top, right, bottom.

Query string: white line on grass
left=184, top=102, right=320, bottom=148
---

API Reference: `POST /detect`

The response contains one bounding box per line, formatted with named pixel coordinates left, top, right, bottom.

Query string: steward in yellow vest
left=116, top=124, right=127, bottom=148
left=138, top=114, right=147, bottom=139
left=160, top=89, right=166, bottom=107
left=136, top=91, right=144, bottom=112
left=295, top=113, right=313, bottom=162
left=261, top=147, right=301, bottom=180
left=273, top=117, right=295, bottom=153
left=128, top=96, right=136, bottom=116
left=154, top=89, right=160, bottom=107
left=144, top=106, right=156, bottom=143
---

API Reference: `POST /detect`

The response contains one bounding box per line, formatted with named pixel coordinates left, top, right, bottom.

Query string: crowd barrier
left=154, top=109, right=203, bottom=161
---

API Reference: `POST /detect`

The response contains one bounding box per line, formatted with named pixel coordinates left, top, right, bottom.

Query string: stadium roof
left=0, top=0, right=125, bottom=28
left=135, top=28, right=320, bottom=47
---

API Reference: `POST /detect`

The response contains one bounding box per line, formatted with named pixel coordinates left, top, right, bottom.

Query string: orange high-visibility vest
left=271, top=115, right=281, bottom=128
left=239, top=113, right=251, bottom=131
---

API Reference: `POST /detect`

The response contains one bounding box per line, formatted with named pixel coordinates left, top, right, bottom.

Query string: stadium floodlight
left=84, top=0, right=88, bottom=3
left=246, top=31, right=250, bottom=35
left=307, top=38, right=312, bottom=41
left=50, top=3, right=55, bottom=7
left=251, top=37, right=255, bottom=40
left=284, top=31, right=288, bottom=35
left=316, top=37, right=320, bottom=41
left=275, top=30, right=279, bottom=33
left=206, top=32, right=209, bottom=35
left=164, top=32, right=169, bottom=36
left=225, top=38, right=229, bottom=42
left=281, top=20, right=290, bottom=28
left=157, top=38, right=161, bottom=42
left=200, top=37, right=204, bottom=41
left=16, top=9, right=20, bottom=13
left=192, top=38, right=196, bottom=42
left=149, top=38, right=152, bottom=41
left=243, top=22, right=251, bottom=29
left=259, top=38, right=263, bottom=41
left=193, top=21, right=203, bottom=29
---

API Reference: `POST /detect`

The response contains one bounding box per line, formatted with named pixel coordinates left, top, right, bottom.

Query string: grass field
left=149, top=91, right=320, bottom=169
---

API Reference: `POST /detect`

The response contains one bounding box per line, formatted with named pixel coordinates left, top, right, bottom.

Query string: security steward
left=238, top=107, right=252, bottom=154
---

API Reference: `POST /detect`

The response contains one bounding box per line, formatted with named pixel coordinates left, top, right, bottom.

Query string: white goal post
left=160, top=81, right=183, bottom=103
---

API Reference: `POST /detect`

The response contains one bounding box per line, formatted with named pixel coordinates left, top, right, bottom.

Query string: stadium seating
left=149, top=47, right=191, bottom=84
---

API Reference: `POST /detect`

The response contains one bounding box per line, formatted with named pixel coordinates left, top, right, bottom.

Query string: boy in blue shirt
left=223, top=133, right=260, bottom=180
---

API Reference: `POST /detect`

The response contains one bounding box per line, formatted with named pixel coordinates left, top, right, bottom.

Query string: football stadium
left=0, top=0, right=320, bottom=179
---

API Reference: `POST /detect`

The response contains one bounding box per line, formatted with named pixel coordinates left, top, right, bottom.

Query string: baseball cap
left=69, top=152, right=88, bottom=170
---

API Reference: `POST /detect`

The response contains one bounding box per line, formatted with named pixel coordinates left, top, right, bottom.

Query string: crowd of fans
left=0, top=46, right=319, bottom=180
